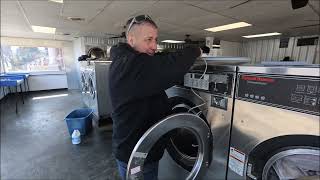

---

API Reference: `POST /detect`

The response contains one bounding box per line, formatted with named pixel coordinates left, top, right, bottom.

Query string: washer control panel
left=236, top=74, right=320, bottom=115
left=184, top=73, right=233, bottom=96
left=184, top=73, right=210, bottom=90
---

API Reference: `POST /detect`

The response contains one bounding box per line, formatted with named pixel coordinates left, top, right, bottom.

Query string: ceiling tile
left=20, top=1, right=61, bottom=26
left=309, top=0, right=320, bottom=12
left=1, top=1, right=30, bottom=32
left=84, top=1, right=158, bottom=34
left=218, top=0, right=318, bottom=25
left=185, top=0, right=250, bottom=12
left=62, top=1, right=111, bottom=22
left=142, top=1, right=210, bottom=23
left=180, top=14, right=236, bottom=30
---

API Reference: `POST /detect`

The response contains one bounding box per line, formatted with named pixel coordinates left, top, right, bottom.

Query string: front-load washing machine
left=125, top=64, right=238, bottom=180
left=79, top=59, right=113, bottom=125
left=227, top=65, right=320, bottom=180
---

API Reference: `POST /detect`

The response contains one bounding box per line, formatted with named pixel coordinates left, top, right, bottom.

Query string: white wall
left=220, top=40, right=241, bottom=57
left=72, top=37, right=86, bottom=89
left=63, top=41, right=80, bottom=90
left=28, top=73, right=68, bottom=91
left=240, top=35, right=320, bottom=64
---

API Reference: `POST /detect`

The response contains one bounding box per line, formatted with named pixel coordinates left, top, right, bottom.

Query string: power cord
left=188, top=56, right=208, bottom=114
left=199, top=55, right=208, bottom=79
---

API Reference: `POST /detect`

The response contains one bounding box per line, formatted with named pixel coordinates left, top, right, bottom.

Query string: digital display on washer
left=236, top=74, right=320, bottom=115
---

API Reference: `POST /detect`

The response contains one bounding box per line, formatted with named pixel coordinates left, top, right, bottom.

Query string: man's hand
left=200, top=46, right=210, bottom=54
left=78, top=55, right=90, bottom=61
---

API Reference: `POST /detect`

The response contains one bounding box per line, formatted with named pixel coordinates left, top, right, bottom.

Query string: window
left=1, top=45, right=65, bottom=72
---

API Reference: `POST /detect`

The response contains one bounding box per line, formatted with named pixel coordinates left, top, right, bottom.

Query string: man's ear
left=130, top=37, right=134, bottom=46
left=127, top=34, right=134, bottom=46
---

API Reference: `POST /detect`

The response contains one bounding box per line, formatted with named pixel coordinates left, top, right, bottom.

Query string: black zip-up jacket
left=108, top=43, right=200, bottom=164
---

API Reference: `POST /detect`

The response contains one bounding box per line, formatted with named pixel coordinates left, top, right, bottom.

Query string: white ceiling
left=1, top=0, right=319, bottom=42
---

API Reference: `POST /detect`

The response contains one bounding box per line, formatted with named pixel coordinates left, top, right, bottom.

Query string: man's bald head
left=125, top=15, right=157, bottom=36
left=125, top=15, right=158, bottom=56
left=126, top=21, right=156, bottom=37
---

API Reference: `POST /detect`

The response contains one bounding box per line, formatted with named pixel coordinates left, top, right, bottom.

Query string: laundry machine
left=91, top=61, right=113, bottom=122
left=125, top=63, right=238, bottom=180
left=79, top=60, right=113, bottom=126
left=227, top=65, right=320, bottom=180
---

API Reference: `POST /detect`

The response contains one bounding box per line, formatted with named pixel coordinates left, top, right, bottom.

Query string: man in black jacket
left=108, top=15, right=202, bottom=180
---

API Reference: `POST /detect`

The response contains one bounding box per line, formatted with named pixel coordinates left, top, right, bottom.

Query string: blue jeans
left=116, top=159, right=159, bottom=180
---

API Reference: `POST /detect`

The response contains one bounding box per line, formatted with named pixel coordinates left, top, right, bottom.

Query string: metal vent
left=297, top=37, right=319, bottom=46
left=67, top=17, right=85, bottom=21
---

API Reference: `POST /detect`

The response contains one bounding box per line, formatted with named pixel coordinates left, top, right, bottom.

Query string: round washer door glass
left=126, top=113, right=212, bottom=180
left=262, top=148, right=320, bottom=180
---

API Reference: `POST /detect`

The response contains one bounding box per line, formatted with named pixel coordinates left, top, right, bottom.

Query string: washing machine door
left=88, top=73, right=95, bottom=99
left=165, top=86, right=212, bottom=173
left=80, top=72, right=87, bottom=93
left=166, top=96, right=209, bottom=171
left=126, top=113, right=212, bottom=180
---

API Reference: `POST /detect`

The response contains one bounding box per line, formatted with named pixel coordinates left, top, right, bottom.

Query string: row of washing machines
left=126, top=59, right=320, bottom=180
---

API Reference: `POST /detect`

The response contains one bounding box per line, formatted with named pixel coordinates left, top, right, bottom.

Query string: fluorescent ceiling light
left=243, top=32, right=282, bottom=38
left=161, top=40, right=185, bottom=43
left=212, top=45, right=220, bottom=47
left=157, top=45, right=163, bottom=50
left=32, top=94, right=68, bottom=100
left=205, top=22, right=252, bottom=32
left=49, top=0, right=63, bottom=3
left=31, top=25, right=56, bottom=34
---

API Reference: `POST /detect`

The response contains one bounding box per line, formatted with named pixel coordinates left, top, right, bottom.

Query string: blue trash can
left=65, top=108, right=93, bottom=136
